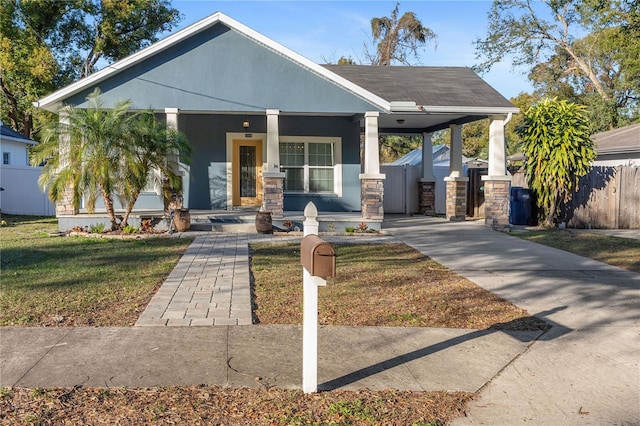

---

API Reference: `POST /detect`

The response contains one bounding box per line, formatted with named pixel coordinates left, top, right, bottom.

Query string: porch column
left=359, top=111, right=385, bottom=220
left=56, top=111, right=78, bottom=216
left=263, top=109, right=285, bottom=217
left=164, top=108, right=188, bottom=210
left=444, top=124, right=468, bottom=221
left=419, top=131, right=436, bottom=216
left=482, top=115, right=512, bottom=229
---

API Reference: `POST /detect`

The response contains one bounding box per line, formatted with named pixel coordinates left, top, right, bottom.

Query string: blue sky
left=169, top=0, right=536, bottom=100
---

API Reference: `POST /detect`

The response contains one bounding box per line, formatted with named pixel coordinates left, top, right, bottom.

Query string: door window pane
left=240, top=145, right=256, bottom=197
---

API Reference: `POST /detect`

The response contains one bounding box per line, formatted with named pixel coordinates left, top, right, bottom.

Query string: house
left=592, top=123, right=640, bottom=166
left=0, top=123, right=56, bottom=216
left=35, top=12, right=518, bottom=230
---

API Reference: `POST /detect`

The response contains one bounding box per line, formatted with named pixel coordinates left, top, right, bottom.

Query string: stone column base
left=262, top=175, right=284, bottom=218
left=419, top=180, right=436, bottom=216
left=56, top=186, right=78, bottom=216
left=445, top=179, right=467, bottom=221
left=360, top=177, right=384, bottom=220
left=483, top=180, right=511, bottom=230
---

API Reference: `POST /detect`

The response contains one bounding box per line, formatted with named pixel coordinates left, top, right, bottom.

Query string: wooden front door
left=232, top=139, right=263, bottom=207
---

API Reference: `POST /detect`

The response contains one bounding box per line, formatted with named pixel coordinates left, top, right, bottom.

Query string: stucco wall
left=180, top=113, right=362, bottom=212
left=64, top=24, right=379, bottom=114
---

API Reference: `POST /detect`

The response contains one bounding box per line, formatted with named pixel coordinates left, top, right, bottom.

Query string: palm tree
left=33, top=89, right=135, bottom=230
left=32, top=88, right=190, bottom=230
left=369, top=2, right=436, bottom=66
left=118, top=112, right=191, bottom=227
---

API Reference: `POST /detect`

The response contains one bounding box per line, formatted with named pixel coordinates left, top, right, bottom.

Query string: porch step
left=191, top=213, right=258, bottom=233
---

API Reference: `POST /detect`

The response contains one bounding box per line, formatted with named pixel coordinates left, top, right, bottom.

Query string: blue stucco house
left=36, top=12, right=518, bottom=230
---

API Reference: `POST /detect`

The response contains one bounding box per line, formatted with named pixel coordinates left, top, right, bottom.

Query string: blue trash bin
left=509, top=187, right=532, bottom=225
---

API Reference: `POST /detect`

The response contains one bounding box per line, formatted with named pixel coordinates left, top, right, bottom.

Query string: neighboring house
left=35, top=12, right=517, bottom=229
left=592, top=123, right=640, bottom=166
left=0, top=123, right=56, bottom=216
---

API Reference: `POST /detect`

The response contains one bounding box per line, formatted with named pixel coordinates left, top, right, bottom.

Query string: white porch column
left=486, top=115, right=509, bottom=179
left=421, top=131, right=435, bottom=181
left=419, top=131, right=436, bottom=215
left=363, top=111, right=381, bottom=175
left=164, top=108, right=189, bottom=209
left=482, top=115, right=512, bottom=229
left=263, top=109, right=285, bottom=217
left=265, top=109, right=281, bottom=173
left=447, top=124, right=463, bottom=179
left=359, top=111, right=385, bottom=221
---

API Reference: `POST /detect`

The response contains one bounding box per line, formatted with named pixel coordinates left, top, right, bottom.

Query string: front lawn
left=251, top=242, right=546, bottom=330
left=516, top=229, right=640, bottom=273
left=0, top=215, right=193, bottom=326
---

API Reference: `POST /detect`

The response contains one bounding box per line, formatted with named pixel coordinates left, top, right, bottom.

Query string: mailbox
left=300, top=235, right=336, bottom=278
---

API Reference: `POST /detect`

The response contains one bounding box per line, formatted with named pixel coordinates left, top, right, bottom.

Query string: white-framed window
left=279, top=136, right=341, bottom=195
left=2, top=152, right=10, bottom=165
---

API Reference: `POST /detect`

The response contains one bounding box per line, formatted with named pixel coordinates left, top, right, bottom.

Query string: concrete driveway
left=384, top=216, right=639, bottom=425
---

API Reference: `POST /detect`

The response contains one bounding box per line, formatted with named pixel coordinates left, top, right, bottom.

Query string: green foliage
left=367, top=2, right=436, bottom=65
left=476, top=0, right=639, bottom=131
left=517, top=98, right=596, bottom=226
left=31, top=89, right=191, bottom=230
left=122, top=225, right=138, bottom=234
left=89, top=223, right=106, bottom=234
left=0, top=0, right=181, bottom=138
left=380, top=135, right=421, bottom=163
left=329, top=399, right=375, bottom=422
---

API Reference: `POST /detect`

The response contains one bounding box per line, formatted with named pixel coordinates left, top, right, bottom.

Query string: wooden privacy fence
left=512, top=166, right=639, bottom=229
left=565, top=166, right=639, bottom=229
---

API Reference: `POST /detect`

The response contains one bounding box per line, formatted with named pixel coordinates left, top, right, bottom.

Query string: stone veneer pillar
left=418, top=180, right=436, bottom=216
left=56, top=111, right=78, bottom=216
left=262, top=175, right=284, bottom=218
left=445, top=179, right=467, bottom=221
left=361, top=178, right=384, bottom=220
left=483, top=179, right=511, bottom=229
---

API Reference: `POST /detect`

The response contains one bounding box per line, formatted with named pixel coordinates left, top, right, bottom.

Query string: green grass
left=0, top=215, right=193, bottom=326
left=515, top=229, right=640, bottom=273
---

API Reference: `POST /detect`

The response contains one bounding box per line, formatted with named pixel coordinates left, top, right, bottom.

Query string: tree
left=367, top=1, right=436, bottom=66
left=0, top=0, right=181, bottom=137
left=517, top=98, right=596, bottom=227
left=475, top=0, right=639, bottom=131
left=32, top=89, right=190, bottom=230
left=118, top=112, right=190, bottom=227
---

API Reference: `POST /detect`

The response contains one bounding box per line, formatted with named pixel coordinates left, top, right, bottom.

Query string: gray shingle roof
left=592, top=123, right=640, bottom=155
left=322, top=65, right=515, bottom=108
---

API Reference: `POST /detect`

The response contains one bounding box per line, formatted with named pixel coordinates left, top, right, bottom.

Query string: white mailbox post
left=301, top=202, right=333, bottom=394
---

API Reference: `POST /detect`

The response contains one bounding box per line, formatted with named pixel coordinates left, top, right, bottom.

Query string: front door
left=232, top=139, right=263, bottom=207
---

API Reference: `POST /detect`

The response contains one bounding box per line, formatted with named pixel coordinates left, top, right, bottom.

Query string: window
left=2, top=152, right=10, bottom=165
left=280, top=138, right=340, bottom=194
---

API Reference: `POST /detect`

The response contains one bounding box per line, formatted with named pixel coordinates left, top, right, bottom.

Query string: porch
left=59, top=209, right=378, bottom=234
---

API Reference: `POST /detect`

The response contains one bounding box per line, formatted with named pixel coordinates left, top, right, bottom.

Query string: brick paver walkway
left=136, top=234, right=252, bottom=326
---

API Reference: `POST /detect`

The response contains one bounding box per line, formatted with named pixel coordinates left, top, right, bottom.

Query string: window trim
left=279, top=136, right=342, bottom=197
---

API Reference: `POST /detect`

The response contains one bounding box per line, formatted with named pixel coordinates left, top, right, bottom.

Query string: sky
left=169, top=0, right=536, bottom=100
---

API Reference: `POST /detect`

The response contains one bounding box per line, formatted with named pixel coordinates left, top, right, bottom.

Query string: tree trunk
left=101, top=189, right=119, bottom=230
left=120, top=191, right=140, bottom=229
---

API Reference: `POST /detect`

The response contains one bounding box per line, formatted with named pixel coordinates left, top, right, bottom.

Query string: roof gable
left=36, top=13, right=389, bottom=114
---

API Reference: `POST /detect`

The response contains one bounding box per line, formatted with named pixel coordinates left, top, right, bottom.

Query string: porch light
left=242, top=120, right=250, bottom=129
